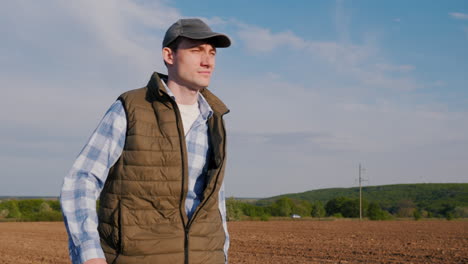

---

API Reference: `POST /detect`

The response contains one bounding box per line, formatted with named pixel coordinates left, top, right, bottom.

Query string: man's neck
left=166, top=79, right=199, bottom=105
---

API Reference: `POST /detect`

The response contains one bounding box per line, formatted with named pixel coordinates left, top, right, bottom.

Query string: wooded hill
left=255, top=183, right=468, bottom=214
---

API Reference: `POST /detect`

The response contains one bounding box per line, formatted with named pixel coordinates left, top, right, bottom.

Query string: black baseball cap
left=163, top=18, right=231, bottom=48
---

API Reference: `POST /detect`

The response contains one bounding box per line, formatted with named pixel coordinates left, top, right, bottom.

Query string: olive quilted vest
left=97, top=72, right=229, bottom=264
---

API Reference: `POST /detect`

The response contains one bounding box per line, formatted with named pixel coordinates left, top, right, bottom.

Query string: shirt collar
left=162, top=80, right=213, bottom=120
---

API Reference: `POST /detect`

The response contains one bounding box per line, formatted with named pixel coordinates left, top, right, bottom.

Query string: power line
left=358, top=163, right=368, bottom=221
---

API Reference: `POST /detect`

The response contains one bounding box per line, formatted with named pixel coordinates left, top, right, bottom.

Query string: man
left=60, top=18, right=231, bottom=264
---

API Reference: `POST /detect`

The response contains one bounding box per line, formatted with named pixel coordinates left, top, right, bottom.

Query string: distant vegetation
left=0, top=199, right=62, bottom=222
left=227, top=183, right=468, bottom=221
left=1, top=183, right=466, bottom=222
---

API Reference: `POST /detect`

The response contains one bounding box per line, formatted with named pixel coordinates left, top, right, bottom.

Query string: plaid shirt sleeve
left=60, top=100, right=126, bottom=264
left=218, top=182, right=230, bottom=263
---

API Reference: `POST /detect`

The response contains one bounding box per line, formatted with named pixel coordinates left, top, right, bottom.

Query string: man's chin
left=188, top=84, right=209, bottom=92
left=195, top=81, right=211, bottom=90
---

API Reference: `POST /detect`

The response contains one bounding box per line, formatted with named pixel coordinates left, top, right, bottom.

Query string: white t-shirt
left=177, top=101, right=201, bottom=136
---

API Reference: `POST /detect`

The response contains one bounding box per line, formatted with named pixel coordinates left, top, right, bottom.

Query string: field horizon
left=2, top=182, right=467, bottom=200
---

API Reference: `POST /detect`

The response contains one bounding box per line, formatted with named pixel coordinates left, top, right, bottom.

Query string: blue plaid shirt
left=60, top=84, right=229, bottom=264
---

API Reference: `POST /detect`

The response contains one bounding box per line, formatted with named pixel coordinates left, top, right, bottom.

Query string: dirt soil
left=0, top=222, right=69, bottom=264
left=228, top=220, right=468, bottom=264
left=0, top=220, right=466, bottom=264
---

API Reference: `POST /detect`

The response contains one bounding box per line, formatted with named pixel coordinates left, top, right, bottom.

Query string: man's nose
left=200, top=52, right=214, bottom=67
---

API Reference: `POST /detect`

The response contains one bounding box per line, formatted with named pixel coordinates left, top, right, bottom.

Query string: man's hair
left=163, top=37, right=184, bottom=67
left=165, top=36, right=184, bottom=53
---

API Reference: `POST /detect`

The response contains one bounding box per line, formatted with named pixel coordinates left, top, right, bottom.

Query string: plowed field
left=0, top=220, right=466, bottom=263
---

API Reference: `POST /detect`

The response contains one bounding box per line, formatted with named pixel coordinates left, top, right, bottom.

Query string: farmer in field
left=60, top=18, right=231, bottom=264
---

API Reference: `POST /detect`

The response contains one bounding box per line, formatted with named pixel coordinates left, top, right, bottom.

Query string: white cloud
left=219, top=69, right=457, bottom=140
left=448, top=13, right=468, bottom=39
left=449, top=12, right=468, bottom=20
left=236, top=22, right=371, bottom=63
left=375, top=64, right=415, bottom=72
left=201, top=16, right=229, bottom=26
left=0, top=0, right=181, bottom=196
left=0, top=0, right=185, bottom=127
left=236, top=22, right=419, bottom=91
left=221, top=72, right=468, bottom=196
left=0, top=0, right=245, bottom=196
left=57, top=0, right=182, bottom=72
left=236, top=24, right=306, bottom=52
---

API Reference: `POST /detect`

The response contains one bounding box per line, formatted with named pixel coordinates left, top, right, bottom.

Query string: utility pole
left=358, top=163, right=367, bottom=221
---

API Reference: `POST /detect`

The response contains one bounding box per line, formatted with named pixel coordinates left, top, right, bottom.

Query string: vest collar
left=146, top=72, right=230, bottom=116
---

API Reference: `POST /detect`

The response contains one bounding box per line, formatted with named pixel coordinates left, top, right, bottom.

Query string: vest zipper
left=171, top=101, right=191, bottom=264
left=184, top=226, right=190, bottom=264
left=183, top=113, right=228, bottom=264
left=186, top=113, right=228, bottom=229
left=172, top=93, right=229, bottom=263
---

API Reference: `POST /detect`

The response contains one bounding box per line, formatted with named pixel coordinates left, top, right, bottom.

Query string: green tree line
left=227, top=195, right=468, bottom=221
left=0, top=199, right=63, bottom=221
left=2, top=185, right=467, bottom=222
left=253, top=183, right=468, bottom=220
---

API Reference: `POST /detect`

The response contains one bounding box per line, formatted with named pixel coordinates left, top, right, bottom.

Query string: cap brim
left=180, top=31, right=231, bottom=48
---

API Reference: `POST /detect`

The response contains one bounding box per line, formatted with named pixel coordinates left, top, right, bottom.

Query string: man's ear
left=162, top=47, right=175, bottom=66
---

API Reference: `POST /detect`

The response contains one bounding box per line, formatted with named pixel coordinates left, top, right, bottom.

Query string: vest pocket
left=97, top=200, right=121, bottom=255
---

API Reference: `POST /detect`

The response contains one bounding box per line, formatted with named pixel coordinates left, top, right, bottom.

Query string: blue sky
left=1, top=0, right=467, bottom=197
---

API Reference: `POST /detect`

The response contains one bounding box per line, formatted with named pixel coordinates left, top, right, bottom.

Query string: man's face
left=164, top=38, right=216, bottom=91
